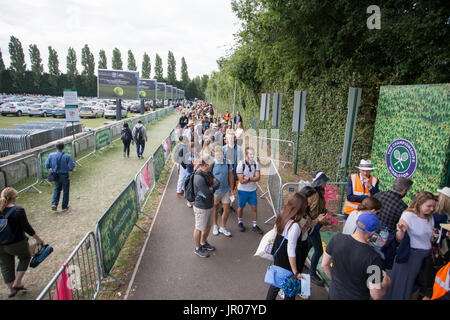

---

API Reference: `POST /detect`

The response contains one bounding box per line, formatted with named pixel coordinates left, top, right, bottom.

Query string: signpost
left=293, top=90, right=307, bottom=175
left=338, top=87, right=362, bottom=214
left=64, top=89, right=79, bottom=140
left=271, top=93, right=282, bottom=128
left=259, top=93, right=270, bottom=130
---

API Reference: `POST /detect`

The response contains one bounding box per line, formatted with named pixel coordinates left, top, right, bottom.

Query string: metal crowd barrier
left=0, top=154, right=42, bottom=194
left=256, top=135, right=295, bottom=168
left=36, top=232, right=102, bottom=300
left=73, top=132, right=96, bottom=166
left=260, top=159, right=283, bottom=224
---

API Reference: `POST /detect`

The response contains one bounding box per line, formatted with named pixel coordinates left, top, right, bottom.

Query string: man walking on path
left=193, top=154, right=220, bottom=258
left=132, top=120, right=148, bottom=159
left=344, top=159, right=380, bottom=219
left=45, top=142, right=75, bottom=212
left=374, top=177, right=413, bottom=232
left=236, top=147, right=263, bottom=234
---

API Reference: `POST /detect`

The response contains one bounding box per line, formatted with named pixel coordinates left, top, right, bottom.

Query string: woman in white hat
left=343, top=159, right=380, bottom=220
left=433, top=187, right=450, bottom=241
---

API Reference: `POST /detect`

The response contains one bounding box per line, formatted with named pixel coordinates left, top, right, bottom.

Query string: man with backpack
left=121, top=123, right=133, bottom=158
left=132, top=120, right=148, bottom=159
left=187, top=154, right=220, bottom=258
left=236, top=147, right=263, bottom=234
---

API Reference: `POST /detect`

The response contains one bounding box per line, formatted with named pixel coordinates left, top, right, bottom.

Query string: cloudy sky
left=0, top=0, right=240, bottom=78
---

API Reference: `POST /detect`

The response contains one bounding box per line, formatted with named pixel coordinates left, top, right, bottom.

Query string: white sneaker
left=297, top=294, right=310, bottom=300
left=219, top=227, right=232, bottom=237
left=213, top=225, right=219, bottom=236
left=278, top=290, right=285, bottom=299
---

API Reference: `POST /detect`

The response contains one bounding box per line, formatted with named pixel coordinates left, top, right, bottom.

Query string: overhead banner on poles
left=139, top=79, right=157, bottom=100
left=97, top=69, right=139, bottom=100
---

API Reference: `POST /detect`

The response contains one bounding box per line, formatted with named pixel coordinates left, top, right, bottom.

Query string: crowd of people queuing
left=174, top=100, right=449, bottom=300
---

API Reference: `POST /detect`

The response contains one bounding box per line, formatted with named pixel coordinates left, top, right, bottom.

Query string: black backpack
left=184, top=171, right=198, bottom=203
left=0, top=206, right=17, bottom=245
left=134, top=126, right=144, bottom=142
left=121, top=128, right=131, bottom=142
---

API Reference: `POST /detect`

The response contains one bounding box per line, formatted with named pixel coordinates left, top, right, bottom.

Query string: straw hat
left=437, top=187, right=450, bottom=198
left=356, top=159, right=376, bottom=171
left=440, top=224, right=450, bottom=232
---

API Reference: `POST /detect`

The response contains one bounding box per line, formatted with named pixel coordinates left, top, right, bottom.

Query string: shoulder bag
left=264, top=233, right=294, bottom=288
left=48, top=152, right=64, bottom=182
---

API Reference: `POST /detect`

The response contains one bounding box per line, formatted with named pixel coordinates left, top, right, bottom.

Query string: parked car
left=79, top=106, right=105, bottom=118
left=28, top=103, right=53, bottom=117
left=52, top=105, right=66, bottom=118
left=129, top=104, right=147, bottom=113
left=1, top=102, right=29, bottom=116
left=104, top=106, right=127, bottom=119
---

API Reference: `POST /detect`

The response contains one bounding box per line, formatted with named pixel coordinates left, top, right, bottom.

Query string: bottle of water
left=377, top=227, right=389, bottom=247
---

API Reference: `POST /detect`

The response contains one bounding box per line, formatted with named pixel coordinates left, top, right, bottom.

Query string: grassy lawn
left=1, top=111, right=179, bottom=300
left=0, top=110, right=159, bottom=130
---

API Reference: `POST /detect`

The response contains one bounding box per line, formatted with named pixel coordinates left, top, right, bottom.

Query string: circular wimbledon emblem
left=386, top=139, right=417, bottom=178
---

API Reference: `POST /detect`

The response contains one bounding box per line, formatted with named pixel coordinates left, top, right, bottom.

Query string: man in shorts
left=236, top=147, right=263, bottom=234
left=193, top=154, right=220, bottom=258
left=212, top=145, right=233, bottom=237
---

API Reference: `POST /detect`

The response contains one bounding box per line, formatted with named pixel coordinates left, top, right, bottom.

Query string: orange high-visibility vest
left=224, top=112, right=230, bottom=121
left=343, top=173, right=378, bottom=215
left=431, top=262, right=450, bottom=300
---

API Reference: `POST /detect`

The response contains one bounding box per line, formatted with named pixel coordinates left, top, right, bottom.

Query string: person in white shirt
left=384, top=191, right=440, bottom=300
left=236, top=147, right=262, bottom=234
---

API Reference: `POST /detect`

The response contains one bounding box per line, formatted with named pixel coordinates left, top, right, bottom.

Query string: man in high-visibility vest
left=423, top=224, right=450, bottom=300
left=224, top=110, right=231, bottom=122
left=343, top=159, right=380, bottom=219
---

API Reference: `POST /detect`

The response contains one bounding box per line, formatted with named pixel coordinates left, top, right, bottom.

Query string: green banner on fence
left=39, top=144, right=74, bottom=179
left=96, top=180, right=139, bottom=275
left=153, top=144, right=165, bottom=182
left=95, top=128, right=111, bottom=151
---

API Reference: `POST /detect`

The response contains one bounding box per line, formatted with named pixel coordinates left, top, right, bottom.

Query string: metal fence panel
left=36, top=232, right=102, bottom=300
left=153, top=144, right=165, bottom=182
left=95, top=180, right=139, bottom=276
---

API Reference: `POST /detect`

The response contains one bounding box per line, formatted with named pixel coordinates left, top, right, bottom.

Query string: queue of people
left=175, top=101, right=449, bottom=300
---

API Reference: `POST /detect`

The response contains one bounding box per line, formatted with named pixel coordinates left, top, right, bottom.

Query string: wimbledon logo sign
left=386, top=139, right=417, bottom=178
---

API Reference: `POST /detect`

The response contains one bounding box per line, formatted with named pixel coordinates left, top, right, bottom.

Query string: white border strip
left=124, top=163, right=176, bottom=300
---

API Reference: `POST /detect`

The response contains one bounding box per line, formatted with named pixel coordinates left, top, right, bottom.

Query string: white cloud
left=0, top=0, right=240, bottom=78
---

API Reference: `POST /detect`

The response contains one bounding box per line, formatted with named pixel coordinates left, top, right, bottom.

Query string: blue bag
left=30, top=244, right=53, bottom=268
left=264, top=236, right=294, bottom=288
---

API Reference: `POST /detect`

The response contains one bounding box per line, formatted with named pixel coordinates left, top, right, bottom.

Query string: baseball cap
left=356, top=212, right=381, bottom=234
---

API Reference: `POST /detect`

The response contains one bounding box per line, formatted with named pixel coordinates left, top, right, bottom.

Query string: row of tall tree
left=205, top=0, right=448, bottom=176
left=0, top=35, right=207, bottom=99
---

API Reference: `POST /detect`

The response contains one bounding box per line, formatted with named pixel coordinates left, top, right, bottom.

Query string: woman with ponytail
left=0, top=187, right=44, bottom=298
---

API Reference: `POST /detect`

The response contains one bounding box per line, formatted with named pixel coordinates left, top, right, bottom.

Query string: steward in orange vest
left=344, top=159, right=380, bottom=216
left=431, top=262, right=450, bottom=300
left=224, top=110, right=230, bottom=122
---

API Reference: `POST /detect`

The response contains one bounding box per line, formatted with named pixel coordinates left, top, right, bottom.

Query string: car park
left=28, top=103, right=53, bottom=117
left=104, top=105, right=127, bottom=119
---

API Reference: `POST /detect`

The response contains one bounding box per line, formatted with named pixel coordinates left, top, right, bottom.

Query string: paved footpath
left=126, top=165, right=329, bottom=300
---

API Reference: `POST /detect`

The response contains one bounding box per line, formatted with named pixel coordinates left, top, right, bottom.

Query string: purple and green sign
left=386, top=139, right=417, bottom=178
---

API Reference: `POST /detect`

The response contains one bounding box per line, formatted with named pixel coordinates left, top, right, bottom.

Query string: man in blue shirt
left=212, top=145, right=234, bottom=237
left=45, top=142, right=75, bottom=211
